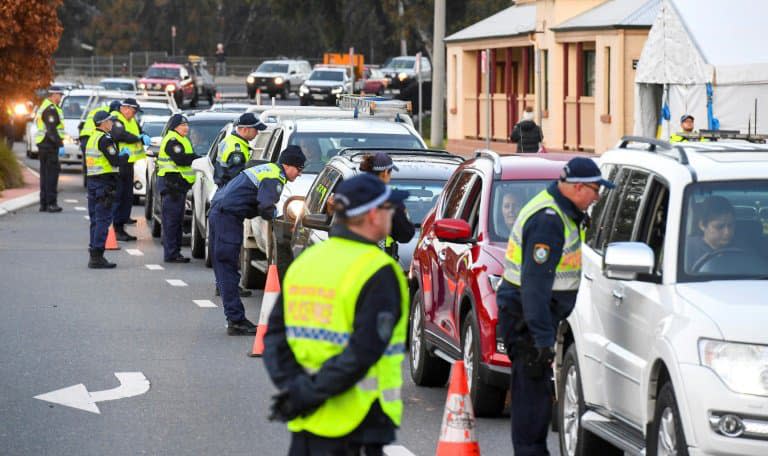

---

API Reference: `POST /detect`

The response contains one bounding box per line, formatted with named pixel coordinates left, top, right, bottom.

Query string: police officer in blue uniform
left=209, top=145, right=306, bottom=335
left=157, top=114, right=196, bottom=263
left=35, top=86, right=66, bottom=213
left=110, top=98, right=151, bottom=241
left=496, top=157, right=613, bottom=455
left=213, top=112, right=266, bottom=187
left=85, top=111, right=121, bottom=269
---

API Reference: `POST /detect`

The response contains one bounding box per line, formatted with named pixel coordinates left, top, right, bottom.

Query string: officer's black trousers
left=288, top=431, right=384, bottom=456
left=159, top=176, right=186, bottom=261
left=509, top=354, right=553, bottom=456
left=38, top=145, right=60, bottom=208
left=112, top=160, right=134, bottom=226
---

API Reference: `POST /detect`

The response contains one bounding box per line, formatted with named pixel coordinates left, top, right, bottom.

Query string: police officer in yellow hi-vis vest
left=264, top=173, right=410, bottom=456
left=34, top=86, right=66, bottom=213
left=157, top=114, right=196, bottom=263
left=79, top=100, right=121, bottom=182
left=85, top=111, right=122, bottom=269
left=110, top=98, right=151, bottom=241
left=214, top=112, right=266, bottom=187
left=496, top=157, right=614, bottom=455
left=208, top=145, right=305, bottom=335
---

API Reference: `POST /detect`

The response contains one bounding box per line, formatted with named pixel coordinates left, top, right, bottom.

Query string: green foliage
left=0, top=142, right=24, bottom=194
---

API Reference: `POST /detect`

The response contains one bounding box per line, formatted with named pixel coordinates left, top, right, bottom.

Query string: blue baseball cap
left=108, top=100, right=122, bottom=112
left=121, top=98, right=143, bottom=112
left=334, top=174, right=409, bottom=217
left=277, top=145, right=306, bottom=168
left=167, top=113, right=189, bottom=131
left=560, top=157, right=615, bottom=189
left=236, top=112, right=267, bottom=131
left=93, top=111, right=116, bottom=125
left=369, top=152, right=399, bottom=172
left=680, top=114, right=694, bottom=123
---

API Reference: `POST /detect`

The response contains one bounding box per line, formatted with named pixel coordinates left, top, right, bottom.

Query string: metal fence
left=54, top=53, right=322, bottom=79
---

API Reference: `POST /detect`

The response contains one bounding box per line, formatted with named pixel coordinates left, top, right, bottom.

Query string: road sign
left=35, top=372, right=150, bottom=414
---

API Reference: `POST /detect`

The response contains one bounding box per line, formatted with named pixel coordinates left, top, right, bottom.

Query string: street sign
left=34, top=372, right=150, bottom=414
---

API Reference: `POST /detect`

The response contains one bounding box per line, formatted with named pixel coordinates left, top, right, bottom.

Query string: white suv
left=556, top=137, right=768, bottom=456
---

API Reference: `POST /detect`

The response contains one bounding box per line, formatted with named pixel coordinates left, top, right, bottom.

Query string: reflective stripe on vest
left=216, top=134, right=252, bottom=170
left=80, top=105, right=109, bottom=139
left=34, top=99, right=65, bottom=144
left=282, top=237, right=409, bottom=438
left=112, top=110, right=145, bottom=163
left=85, top=130, right=117, bottom=176
left=157, top=130, right=196, bottom=184
left=503, top=189, right=584, bottom=291
left=243, top=162, right=286, bottom=188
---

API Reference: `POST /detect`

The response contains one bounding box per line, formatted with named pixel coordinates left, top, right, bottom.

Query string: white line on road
left=74, top=206, right=86, bottom=211
left=145, top=264, right=164, bottom=270
left=125, top=249, right=144, bottom=256
left=64, top=199, right=78, bottom=203
left=193, top=299, right=217, bottom=308
left=166, top=279, right=187, bottom=287
left=384, top=445, right=417, bottom=456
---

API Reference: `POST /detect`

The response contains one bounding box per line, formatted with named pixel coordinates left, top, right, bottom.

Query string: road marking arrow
left=34, top=372, right=150, bottom=414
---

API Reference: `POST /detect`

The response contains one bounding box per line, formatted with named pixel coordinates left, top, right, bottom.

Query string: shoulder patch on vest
left=108, top=145, right=117, bottom=155
left=544, top=208, right=557, bottom=215
left=231, top=153, right=243, bottom=165
left=533, top=243, right=550, bottom=264
left=275, top=183, right=283, bottom=193
left=48, top=115, right=56, bottom=123
left=173, top=145, right=182, bottom=153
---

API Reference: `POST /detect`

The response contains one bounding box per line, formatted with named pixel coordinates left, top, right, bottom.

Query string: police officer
left=85, top=111, right=122, bottom=269
left=157, top=114, right=196, bottom=263
left=110, top=98, right=151, bottom=241
left=213, top=112, right=266, bottom=187
left=358, top=152, right=415, bottom=259
left=496, top=157, right=614, bottom=455
left=264, top=173, right=410, bottom=456
left=208, top=145, right=305, bottom=335
left=34, top=86, right=66, bottom=213
left=80, top=101, right=121, bottom=185
left=669, top=114, right=697, bottom=143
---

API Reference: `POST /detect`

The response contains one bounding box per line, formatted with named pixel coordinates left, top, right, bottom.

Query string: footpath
left=0, top=165, right=39, bottom=217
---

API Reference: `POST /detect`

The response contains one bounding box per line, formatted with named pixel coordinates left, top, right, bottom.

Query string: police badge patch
left=533, top=243, right=550, bottom=264
left=276, top=183, right=283, bottom=193
left=173, top=145, right=182, bottom=153
left=108, top=146, right=117, bottom=155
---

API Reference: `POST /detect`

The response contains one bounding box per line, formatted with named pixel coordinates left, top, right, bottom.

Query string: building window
left=583, top=50, right=595, bottom=97
left=543, top=49, right=549, bottom=110
left=527, top=47, right=535, bottom=94
left=603, top=47, right=611, bottom=114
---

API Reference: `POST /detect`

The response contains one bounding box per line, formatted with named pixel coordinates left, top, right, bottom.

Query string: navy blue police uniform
left=208, top=145, right=305, bottom=335
left=86, top=111, right=120, bottom=269
left=37, top=90, right=65, bottom=213
left=213, top=112, right=267, bottom=187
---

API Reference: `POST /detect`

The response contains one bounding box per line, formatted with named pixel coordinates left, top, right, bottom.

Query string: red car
left=362, top=67, right=389, bottom=96
left=138, top=62, right=215, bottom=108
left=409, top=150, right=573, bottom=416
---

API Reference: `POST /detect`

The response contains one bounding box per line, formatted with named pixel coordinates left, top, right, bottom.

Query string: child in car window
left=686, top=195, right=735, bottom=270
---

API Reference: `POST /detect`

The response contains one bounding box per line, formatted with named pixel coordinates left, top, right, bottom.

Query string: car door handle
left=583, top=272, right=594, bottom=281
left=611, top=289, right=624, bottom=300
left=438, top=249, right=447, bottom=262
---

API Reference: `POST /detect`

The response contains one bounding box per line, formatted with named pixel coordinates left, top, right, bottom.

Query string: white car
left=132, top=114, right=171, bottom=204
left=555, top=136, right=768, bottom=456
left=245, top=59, right=312, bottom=100
left=98, top=78, right=138, bottom=93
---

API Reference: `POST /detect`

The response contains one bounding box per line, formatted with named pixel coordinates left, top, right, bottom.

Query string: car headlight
left=331, top=86, right=343, bottom=95
left=283, top=197, right=305, bottom=223
left=699, top=339, right=768, bottom=397
left=165, top=84, right=176, bottom=92
left=246, top=76, right=255, bottom=84
left=274, top=77, right=284, bottom=85
left=62, top=134, right=76, bottom=145
left=13, top=103, right=28, bottom=116
left=138, top=82, right=146, bottom=90
left=488, top=274, right=503, bottom=292
left=398, top=72, right=408, bottom=81
left=299, top=85, right=309, bottom=95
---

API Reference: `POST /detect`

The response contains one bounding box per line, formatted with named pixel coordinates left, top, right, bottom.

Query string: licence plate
left=260, top=85, right=268, bottom=90
left=312, top=94, right=325, bottom=100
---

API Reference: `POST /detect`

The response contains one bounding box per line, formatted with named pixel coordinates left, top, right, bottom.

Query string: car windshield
left=288, top=132, right=424, bottom=174
left=390, top=179, right=446, bottom=226
left=256, top=63, right=289, bottom=73
left=141, top=121, right=166, bottom=138
left=100, top=81, right=135, bottom=91
left=140, top=106, right=173, bottom=117
left=489, top=180, right=551, bottom=242
left=309, top=71, right=344, bottom=82
left=145, top=67, right=180, bottom=79
left=60, top=96, right=91, bottom=118
left=680, top=180, right=768, bottom=280
left=184, top=120, right=235, bottom=156
left=389, top=58, right=415, bottom=70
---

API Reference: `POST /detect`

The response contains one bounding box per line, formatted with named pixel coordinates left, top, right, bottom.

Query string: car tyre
left=648, top=381, right=689, bottom=456
left=280, top=83, right=290, bottom=100
left=190, top=89, right=199, bottom=108
left=247, top=88, right=255, bottom=100
left=299, top=98, right=309, bottom=106
left=462, top=312, right=506, bottom=417
left=204, top=222, right=213, bottom=268
left=144, top=179, right=153, bottom=220
left=151, top=215, right=161, bottom=238
left=174, top=92, right=184, bottom=109
left=190, top=205, right=205, bottom=259
left=240, top=246, right=266, bottom=290
left=207, top=90, right=215, bottom=105
left=409, top=290, right=450, bottom=386
left=557, top=344, right=622, bottom=456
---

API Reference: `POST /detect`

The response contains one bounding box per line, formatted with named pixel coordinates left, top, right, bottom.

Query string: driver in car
left=686, top=196, right=735, bottom=270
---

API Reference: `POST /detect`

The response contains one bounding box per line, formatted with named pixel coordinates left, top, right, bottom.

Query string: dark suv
left=409, top=150, right=574, bottom=416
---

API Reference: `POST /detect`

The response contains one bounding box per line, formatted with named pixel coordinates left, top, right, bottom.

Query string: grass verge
left=0, top=141, right=24, bottom=194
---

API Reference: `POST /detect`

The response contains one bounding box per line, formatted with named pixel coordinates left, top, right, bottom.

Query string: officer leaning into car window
left=110, top=98, right=151, bottom=241
left=496, top=157, right=614, bottom=456
left=263, top=173, right=410, bottom=456
left=34, top=86, right=66, bottom=213
left=214, top=112, right=267, bottom=187
left=85, top=111, right=121, bottom=269
left=157, top=114, right=197, bottom=263
left=208, top=145, right=305, bottom=335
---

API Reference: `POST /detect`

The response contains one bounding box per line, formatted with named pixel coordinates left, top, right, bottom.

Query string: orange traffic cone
left=436, top=360, right=481, bottom=456
left=248, top=264, right=280, bottom=357
left=105, top=225, right=120, bottom=250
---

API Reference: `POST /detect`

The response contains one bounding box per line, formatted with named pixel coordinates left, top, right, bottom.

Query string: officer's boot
left=114, top=224, right=137, bottom=241
left=88, top=248, right=117, bottom=269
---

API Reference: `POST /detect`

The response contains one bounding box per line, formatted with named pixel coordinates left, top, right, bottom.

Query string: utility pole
left=399, top=1, right=407, bottom=56
left=430, top=0, right=446, bottom=148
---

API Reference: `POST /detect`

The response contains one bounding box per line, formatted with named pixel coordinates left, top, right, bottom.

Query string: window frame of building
left=583, top=49, right=596, bottom=97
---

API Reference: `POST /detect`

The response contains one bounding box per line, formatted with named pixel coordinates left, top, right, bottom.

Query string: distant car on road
left=381, top=55, right=432, bottom=90
left=246, top=59, right=312, bottom=100
left=98, top=78, right=138, bottom=93
left=133, top=114, right=171, bottom=205
left=362, top=67, right=389, bottom=96
left=139, top=60, right=216, bottom=108
left=299, top=67, right=358, bottom=106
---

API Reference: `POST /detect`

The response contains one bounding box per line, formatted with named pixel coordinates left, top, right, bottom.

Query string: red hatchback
left=409, top=150, right=573, bottom=416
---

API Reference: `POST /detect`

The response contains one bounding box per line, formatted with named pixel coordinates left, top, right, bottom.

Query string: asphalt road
left=1, top=143, right=560, bottom=455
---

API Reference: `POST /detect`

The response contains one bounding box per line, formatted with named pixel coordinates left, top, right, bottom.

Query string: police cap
left=334, top=174, right=409, bottom=218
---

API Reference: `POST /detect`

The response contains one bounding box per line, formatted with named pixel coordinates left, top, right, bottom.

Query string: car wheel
left=648, top=382, right=689, bottom=456
left=281, top=83, right=290, bottom=100
left=558, top=344, right=622, bottom=456
left=174, top=92, right=183, bottom=109
left=190, top=204, right=205, bottom=259
left=462, top=312, right=505, bottom=417
left=269, top=230, right=293, bottom=279
left=409, top=291, right=450, bottom=386
left=247, top=88, right=255, bottom=100
left=299, top=98, right=309, bottom=106
left=240, top=246, right=266, bottom=290
left=204, top=222, right=212, bottom=268
left=190, top=90, right=199, bottom=108
left=144, top=180, right=153, bottom=220
left=151, top=214, right=161, bottom=238
left=207, top=90, right=215, bottom=105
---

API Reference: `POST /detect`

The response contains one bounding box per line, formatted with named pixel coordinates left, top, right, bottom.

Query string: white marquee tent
left=634, top=0, right=768, bottom=138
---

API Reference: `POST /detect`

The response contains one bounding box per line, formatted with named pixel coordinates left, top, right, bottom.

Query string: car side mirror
left=191, top=156, right=214, bottom=182
left=434, top=219, right=474, bottom=243
left=302, top=213, right=331, bottom=232
left=603, top=242, right=654, bottom=280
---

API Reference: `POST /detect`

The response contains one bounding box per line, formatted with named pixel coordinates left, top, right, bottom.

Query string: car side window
left=606, top=169, right=650, bottom=245
left=585, top=164, right=618, bottom=251
left=461, top=177, right=483, bottom=236
left=208, top=130, right=226, bottom=161
left=267, top=129, right=284, bottom=162
left=306, top=168, right=341, bottom=214
left=592, top=167, right=629, bottom=252
left=637, top=178, right=669, bottom=279
left=442, top=172, right=475, bottom=219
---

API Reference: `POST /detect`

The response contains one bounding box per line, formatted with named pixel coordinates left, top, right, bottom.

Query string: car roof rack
left=679, top=130, right=768, bottom=144
left=257, top=105, right=414, bottom=127
left=474, top=148, right=502, bottom=174
left=337, top=94, right=412, bottom=118
left=617, top=136, right=689, bottom=165
left=336, top=147, right=465, bottom=163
